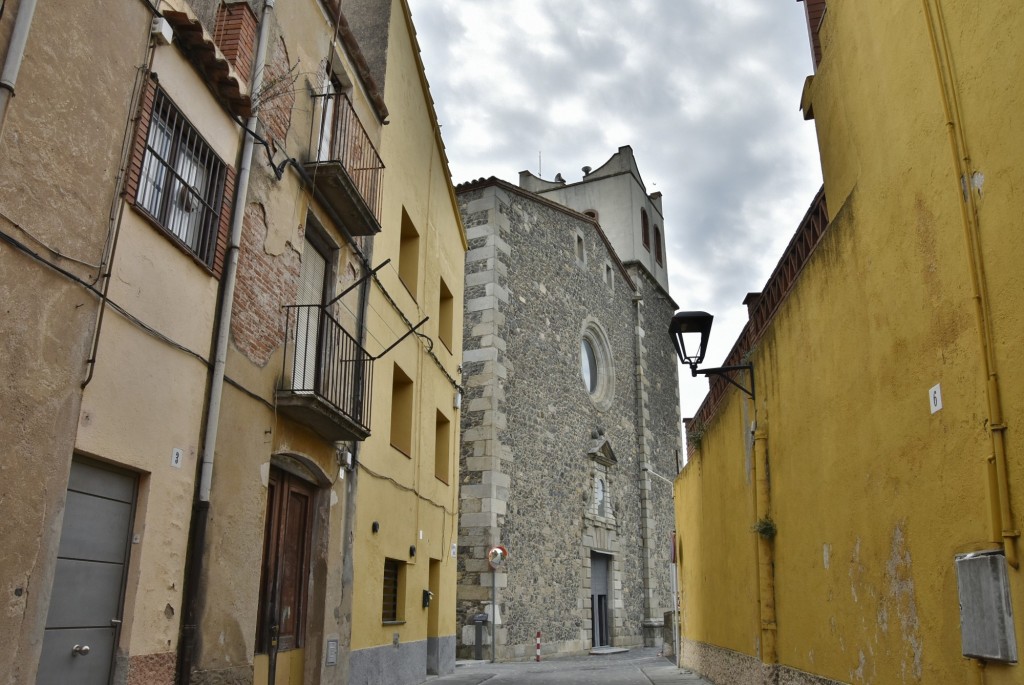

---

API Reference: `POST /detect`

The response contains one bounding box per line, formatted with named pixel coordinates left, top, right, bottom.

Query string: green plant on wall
left=686, top=423, right=705, bottom=450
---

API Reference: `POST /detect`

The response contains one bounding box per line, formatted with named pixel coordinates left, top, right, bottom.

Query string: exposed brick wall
left=214, top=1, right=259, bottom=87
left=231, top=203, right=301, bottom=366
left=259, top=36, right=296, bottom=152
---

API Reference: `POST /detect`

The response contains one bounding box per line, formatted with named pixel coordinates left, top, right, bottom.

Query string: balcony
left=278, top=305, right=373, bottom=442
left=304, top=92, right=383, bottom=236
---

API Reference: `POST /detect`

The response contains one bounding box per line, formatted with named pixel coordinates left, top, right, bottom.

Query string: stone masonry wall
left=631, top=264, right=684, bottom=630
left=457, top=182, right=677, bottom=659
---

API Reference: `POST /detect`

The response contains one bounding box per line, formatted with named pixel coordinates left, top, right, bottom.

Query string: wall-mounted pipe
left=921, top=0, right=1018, bottom=568
left=177, top=2, right=275, bottom=683
left=752, top=427, right=777, bottom=664
left=0, top=0, right=38, bottom=137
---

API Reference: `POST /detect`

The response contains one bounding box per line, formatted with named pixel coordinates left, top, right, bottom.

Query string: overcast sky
left=405, top=0, right=824, bottom=419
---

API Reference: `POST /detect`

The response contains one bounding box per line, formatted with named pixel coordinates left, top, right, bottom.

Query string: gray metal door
left=37, top=458, right=136, bottom=685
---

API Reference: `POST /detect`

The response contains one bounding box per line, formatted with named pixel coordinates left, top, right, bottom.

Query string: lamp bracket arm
left=695, top=363, right=755, bottom=399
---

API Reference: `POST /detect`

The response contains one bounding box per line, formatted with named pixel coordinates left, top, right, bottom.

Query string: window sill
left=391, top=443, right=412, bottom=459
left=129, top=203, right=218, bottom=277
left=382, top=620, right=406, bottom=626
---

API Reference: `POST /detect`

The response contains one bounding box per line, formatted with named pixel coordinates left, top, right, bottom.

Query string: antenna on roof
left=538, top=151, right=542, bottom=176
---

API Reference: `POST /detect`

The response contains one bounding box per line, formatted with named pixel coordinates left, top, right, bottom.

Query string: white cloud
left=407, top=0, right=824, bottom=417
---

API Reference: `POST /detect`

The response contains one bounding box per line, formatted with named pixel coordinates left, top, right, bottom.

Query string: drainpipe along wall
left=177, top=1, right=275, bottom=682
left=0, top=0, right=39, bottom=138
left=752, top=425, right=776, bottom=665
left=921, top=0, right=1018, bottom=569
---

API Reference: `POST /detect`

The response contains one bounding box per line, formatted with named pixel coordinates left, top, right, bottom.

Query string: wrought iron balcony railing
left=278, top=304, right=373, bottom=441
left=305, top=91, right=384, bottom=235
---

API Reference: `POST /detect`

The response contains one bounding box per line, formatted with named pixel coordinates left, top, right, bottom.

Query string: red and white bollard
left=535, top=631, right=541, bottom=662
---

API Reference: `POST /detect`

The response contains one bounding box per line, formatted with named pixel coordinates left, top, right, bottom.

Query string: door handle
left=72, top=644, right=91, bottom=657
left=111, top=618, right=122, bottom=625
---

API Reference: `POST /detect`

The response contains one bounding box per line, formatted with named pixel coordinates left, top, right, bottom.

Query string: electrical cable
left=2, top=227, right=273, bottom=409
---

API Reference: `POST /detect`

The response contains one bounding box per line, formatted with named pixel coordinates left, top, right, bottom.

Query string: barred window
left=137, top=88, right=227, bottom=267
left=382, top=558, right=404, bottom=623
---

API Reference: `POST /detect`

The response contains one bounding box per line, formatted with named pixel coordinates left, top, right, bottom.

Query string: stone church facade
left=456, top=147, right=683, bottom=660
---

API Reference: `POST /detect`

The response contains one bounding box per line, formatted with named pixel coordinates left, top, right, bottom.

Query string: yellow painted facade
left=347, top=1, right=466, bottom=680
left=675, top=2, right=1024, bottom=684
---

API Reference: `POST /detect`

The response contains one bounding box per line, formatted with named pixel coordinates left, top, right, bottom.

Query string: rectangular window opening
left=399, top=208, right=420, bottom=298
left=390, top=364, right=414, bottom=456
left=434, top=410, right=451, bottom=484
left=382, top=557, right=406, bottom=623
left=438, top=277, right=454, bottom=352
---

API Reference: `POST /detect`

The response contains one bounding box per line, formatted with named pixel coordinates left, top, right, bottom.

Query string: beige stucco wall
left=675, top=2, right=1024, bottom=683
left=71, top=31, right=243, bottom=677
left=0, top=0, right=152, bottom=680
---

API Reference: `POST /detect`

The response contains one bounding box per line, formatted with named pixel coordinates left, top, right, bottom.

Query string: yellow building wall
left=676, top=2, right=1024, bottom=683
left=350, top=0, right=466, bottom=664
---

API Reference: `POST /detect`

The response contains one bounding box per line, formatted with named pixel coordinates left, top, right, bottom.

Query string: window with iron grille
left=382, top=558, right=404, bottom=623
left=136, top=88, right=227, bottom=268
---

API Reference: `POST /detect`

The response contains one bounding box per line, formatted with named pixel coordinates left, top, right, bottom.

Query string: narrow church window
left=580, top=319, right=615, bottom=410
left=654, top=225, right=663, bottom=265
left=581, top=339, right=598, bottom=393
left=641, top=209, right=650, bottom=250
left=576, top=233, right=586, bottom=266
left=595, top=478, right=606, bottom=516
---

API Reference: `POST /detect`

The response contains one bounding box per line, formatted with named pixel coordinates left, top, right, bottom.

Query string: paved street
left=423, top=648, right=712, bottom=685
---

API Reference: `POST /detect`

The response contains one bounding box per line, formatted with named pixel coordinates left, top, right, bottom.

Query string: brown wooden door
left=256, top=468, right=315, bottom=683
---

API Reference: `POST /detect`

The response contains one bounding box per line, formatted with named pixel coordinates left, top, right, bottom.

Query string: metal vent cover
left=955, top=551, right=1018, bottom=663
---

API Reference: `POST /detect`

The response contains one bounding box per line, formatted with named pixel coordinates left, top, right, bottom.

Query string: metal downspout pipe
left=0, top=0, right=38, bottom=138
left=177, top=2, right=274, bottom=682
left=199, top=0, right=274, bottom=504
left=921, top=0, right=1018, bottom=568
left=752, top=426, right=777, bottom=665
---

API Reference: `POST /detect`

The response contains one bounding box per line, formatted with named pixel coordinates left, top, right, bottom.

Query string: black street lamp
left=669, top=310, right=755, bottom=400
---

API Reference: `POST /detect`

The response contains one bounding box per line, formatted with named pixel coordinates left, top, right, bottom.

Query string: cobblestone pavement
left=422, top=648, right=713, bottom=685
